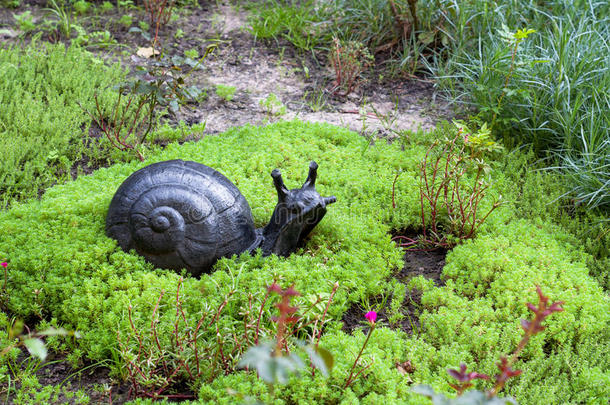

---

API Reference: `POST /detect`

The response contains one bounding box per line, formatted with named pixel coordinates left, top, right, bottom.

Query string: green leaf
left=456, top=391, right=517, bottom=404
left=37, top=327, right=80, bottom=338
left=275, top=354, right=304, bottom=383
left=38, top=327, right=69, bottom=336
left=24, top=337, right=47, bottom=361
left=304, top=345, right=333, bottom=376
left=412, top=386, right=518, bottom=405
left=9, top=320, right=24, bottom=339
left=238, top=343, right=304, bottom=384
left=418, top=31, right=435, bottom=46
left=411, top=385, right=453, bottom=405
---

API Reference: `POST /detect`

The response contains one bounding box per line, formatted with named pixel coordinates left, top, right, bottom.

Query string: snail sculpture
left=106, top=160, right=336, bottom=277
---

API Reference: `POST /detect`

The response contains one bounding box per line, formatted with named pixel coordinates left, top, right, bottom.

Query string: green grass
left=246, top=0, right=333, bottom=52
left=0, top=43, right=126, bottom=208
left=429, top=1, right=610, bottom=211
left=0, top=120, right=607, bottom=403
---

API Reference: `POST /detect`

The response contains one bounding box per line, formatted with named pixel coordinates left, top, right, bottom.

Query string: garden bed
left=1, top=121, right=608, bottom=404
left=0, top=0, right=608, bottom=404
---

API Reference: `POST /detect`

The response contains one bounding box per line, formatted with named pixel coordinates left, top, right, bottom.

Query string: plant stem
left=492, top=39, right=520, bottom=129
left=343, top=324, right=375, bottom=389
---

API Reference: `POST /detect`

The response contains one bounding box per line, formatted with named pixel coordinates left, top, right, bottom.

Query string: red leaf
left=267, top=283, right=282, bottom=293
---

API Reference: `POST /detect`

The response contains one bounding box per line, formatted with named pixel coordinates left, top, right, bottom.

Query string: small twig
left=343, top=324, right=376, bottom=389
left=150, top=290, right=168, bottom=376
left=392, top=171, right=402, bottom=209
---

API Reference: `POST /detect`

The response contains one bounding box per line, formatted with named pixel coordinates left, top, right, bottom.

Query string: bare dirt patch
left=1, top=1, right=452, bottom=139
left=342, top=246, right=446, bottom=336
left=181, top=30, right=450, bottom=136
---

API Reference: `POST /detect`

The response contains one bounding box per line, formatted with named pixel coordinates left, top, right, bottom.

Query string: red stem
left=392, top=172, right=401, bottom=209
left=150, top=290, right=168, bottom=376
left=343, top=324, right=375, bottom=389
left=254, top=287, right=273, bottom=345
left=311, top=282, right=339, bottom=377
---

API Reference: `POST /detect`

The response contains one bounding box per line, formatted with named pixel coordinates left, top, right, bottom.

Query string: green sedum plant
left=0, top=121, right=607, bottom=403
left=413, top=286, right=564, bottom=404
left=259, top=93, right=286, bottom=116
left=215, top=84, right=236, bottom=102
left=0, top=43, right=126, bottom=208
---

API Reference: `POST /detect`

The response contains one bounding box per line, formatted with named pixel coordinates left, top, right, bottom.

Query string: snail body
left=106, top=160, right=335, bottom=276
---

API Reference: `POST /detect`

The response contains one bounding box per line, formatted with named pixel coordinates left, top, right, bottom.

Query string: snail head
left=261, top=161, right=336, bottom=257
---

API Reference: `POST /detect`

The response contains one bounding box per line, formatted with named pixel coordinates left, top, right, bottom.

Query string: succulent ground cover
left=0, top=121, right=608, bottom=404
left=0, top=0, right=608, bottom=404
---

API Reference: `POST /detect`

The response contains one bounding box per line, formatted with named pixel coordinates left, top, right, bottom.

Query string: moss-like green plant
left=184, top=48, right=199, bottom=59
left=13, top=11, right=36, bottom=32
left=73, top=0, right=91, bottom=15
left=259, top=93, right=286, bottom=116
left=0, top=121, right=607, bottom=403
left=118, top=14, right=132, bottom=27
left=0, top=120, right=412, bottom=384
left=0, top=44, right=125, bottom=208
left=215, top=84, right=237, bottom=102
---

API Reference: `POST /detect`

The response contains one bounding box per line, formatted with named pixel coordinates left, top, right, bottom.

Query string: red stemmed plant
left=343, top=310, right=377, bottom=389
left=414, top=286, right=564, bottom=403
left=238, top=282, right=336, bottom=385
left=143, top=0, right=174, bottom=48
left=447, top=363, right=489, bottom=395
left=117, top=278, right=235, bottom=400
left=393, top=129, right=503, bottom=249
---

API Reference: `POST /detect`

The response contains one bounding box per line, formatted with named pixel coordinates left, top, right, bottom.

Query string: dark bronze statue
left=106, top=160, right=336, bottom=276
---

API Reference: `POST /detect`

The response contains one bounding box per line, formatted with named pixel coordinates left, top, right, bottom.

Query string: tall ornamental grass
left=428, top=0, right=609, bottom=210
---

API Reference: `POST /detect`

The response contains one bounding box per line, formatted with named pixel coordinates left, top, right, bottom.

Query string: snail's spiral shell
left=106, top=160, right=258, bottom=276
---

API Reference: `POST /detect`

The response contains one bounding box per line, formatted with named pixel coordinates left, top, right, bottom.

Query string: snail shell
left=106, top=160, right=259, bottom=276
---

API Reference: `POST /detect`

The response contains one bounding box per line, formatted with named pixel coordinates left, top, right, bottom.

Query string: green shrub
left=0, top=121, right=607, bottom=403
left=73, top=0, right=91, bottom=15
left=12, top=11, right=36, bottom=32
left=118, top=14, right=133, bottom=27
left=0, top=43, right=126, bottom=208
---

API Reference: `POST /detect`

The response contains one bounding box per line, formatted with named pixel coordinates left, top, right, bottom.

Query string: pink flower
left=0, top=262, right=6, bottom=268
left=365, top=311, right=377, bottom=325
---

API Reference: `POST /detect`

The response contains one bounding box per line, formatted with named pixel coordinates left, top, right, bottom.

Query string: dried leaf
left=136, top=47, right=160, bottom=58
left=396, top=360, right=415, bottom=375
